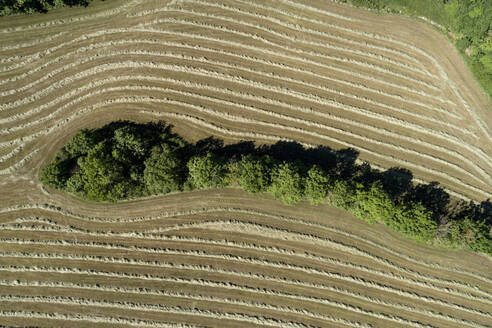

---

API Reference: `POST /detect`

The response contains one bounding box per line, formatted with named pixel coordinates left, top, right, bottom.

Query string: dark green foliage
left=230, top=154, right=274, bottom=193
left=0, top=0, right=93, bottom=15
left=305, top=165, right=331, bottom=205
left=64, top=129, right=96, bottom=157
left=187, top=153, right=228, bottom=189
left=75, top=141, right=125, bottom=201
left=269, top=162, right=305, bottom=205
left=144, top=144, right=184, bottom=195
left=445, top=217, right=492, bottom=253
left=42, top=121, right=189, bottom=202
left=41, top=121, right=491, bottom=255
left=40, top=159, right=71, bottom=189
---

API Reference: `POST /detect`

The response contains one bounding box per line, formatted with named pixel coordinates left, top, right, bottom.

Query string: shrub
left=269, top=162, right=305, bottom=205
left=144, top=144, right=184, bottom=195
left=187, top=153, right=228, bottom=189
left=233, top=154, right=274, bottom=193
left=305, top=165, right=331, bottom=205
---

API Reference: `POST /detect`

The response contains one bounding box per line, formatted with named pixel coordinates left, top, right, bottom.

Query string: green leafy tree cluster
left=269, top=162, right=305, bottom=205
left=1, top=0, right=93, bottom=15
left=229, top=154, right=274, bottom=193
left=187, top=153, right=228, bottom=189
left=41, top=121, right=491, bottom=255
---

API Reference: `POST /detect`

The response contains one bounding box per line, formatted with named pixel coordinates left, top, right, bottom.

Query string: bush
left=144, top=144, right=184, bottom=195
left=269, top=162, right=305, bottom=205
left=305, top=165, right=331, bottom=205
left=352, top=181, right=396, bottom=224
left=232, top=154, right=274, bottom=193
left=187, top=153, right=228, bottom=189
left=390, top=202, right=437, bottom=242
left=40, top=160, right=71, bottom=189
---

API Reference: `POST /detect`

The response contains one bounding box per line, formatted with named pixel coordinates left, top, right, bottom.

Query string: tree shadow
left=381, top=167, right=414, bottom=202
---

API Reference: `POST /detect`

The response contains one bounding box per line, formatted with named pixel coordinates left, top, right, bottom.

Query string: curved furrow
left=2, top=204, right=488, bottom=285
left=143, top=13, right=441, bottom=92
left=272, top=0, right=492, bottom=143
left=0, top=294, right=323, bottom=328
left=4, top=216, right=490, bottom=297
left=0, top=36, right=457, bottom=117
left=0, top=291, right=366, bottom=328
left=0, top=259, right=489, bottom=323
left=0, top=32, right=67, bottom=55
left=0, top=310, right=210, bottom=328
left=1, top=279, right=485, bottom=328
left=2, top=66, right=488, bottom=197
left=238, top=0, right=424, bottom=66
left=2, top=73, right=487, bottom=189
left=2, top=248, right=491, bottom=308
left=180, top=0, right=434, bottom=79
left=141, top=0, right=430, bottom=79
left=1, top=232, right=490, bottom=305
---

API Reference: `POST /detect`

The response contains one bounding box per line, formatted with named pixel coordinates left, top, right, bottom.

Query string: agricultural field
left=0, top=0, right=491, bottom=327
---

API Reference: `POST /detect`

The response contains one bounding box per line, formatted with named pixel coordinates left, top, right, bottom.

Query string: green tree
left=40, top=160, right=71, bottom=189
left=352, top=181, right=396, bottom=224
left=390, top=202, right=437, bottom=242
left=112, top=125, right=148, bottom=164
left=327, top=179, right=357, bottom=210
left=305, top=165, right=331, bottom=205
left=269, top=162, right=304, bottom=205
left=77, top=142, right=125, bottom=201
left=144, top=144, right=184, bottom=195
left=64, top=129, right=96, bottom=157
left=187, top=153, right=228, bottom=189
left=234, top=154, right=274, bottom=193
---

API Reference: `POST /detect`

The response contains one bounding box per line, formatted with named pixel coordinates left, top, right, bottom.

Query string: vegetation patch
left=0, top=0, right=95, bottom=15
left=338, top=0, right=492, bottom=99
left=41, top=120, right=492, bottom=254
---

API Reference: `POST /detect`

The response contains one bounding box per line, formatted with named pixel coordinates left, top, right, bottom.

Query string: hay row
left=1, top=232, right=489, bottom=304
left=2, top=248, right=490, bottom=307
left=0, top=36, right=456, bottom=116
left=0, top=310, right=208, bottom=328
left=4, top=78, right=484, bottom=189
left=0, top=260, right=487, bottom=323
left=145, top=14, right=439, bottom=91
left=1, top=278, right=482, bottom=328
left=180, top=0, right=433, bottom=78
left=4, top=216, right=489, bottom=296
left=0, top=294, right=321, bottom=328
left=2, top=204, right=488, bottom=285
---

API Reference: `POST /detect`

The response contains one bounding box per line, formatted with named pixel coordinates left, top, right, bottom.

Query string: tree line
left=338, top=0, right=492, bottom=99
left=0, top=0, right=94, bottom=16
left=41, top=120, right=492, bottom=255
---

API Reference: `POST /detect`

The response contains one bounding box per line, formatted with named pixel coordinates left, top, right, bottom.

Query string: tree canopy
left=41, top=120, right=492, bottom=255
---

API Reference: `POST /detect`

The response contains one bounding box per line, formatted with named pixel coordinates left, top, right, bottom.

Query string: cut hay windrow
left=3, top=77, right=486, bottom=189
left=1, top=1, right=491, bottom=326
left=0, top=261, right=488, bottom=324
left=1, top=278, right=484, bottom=328
left=2, top=249, right=491, bottom=308
left=2, top=203, right=489, bottom=287
left=1, top=233, right=490, bottom=305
